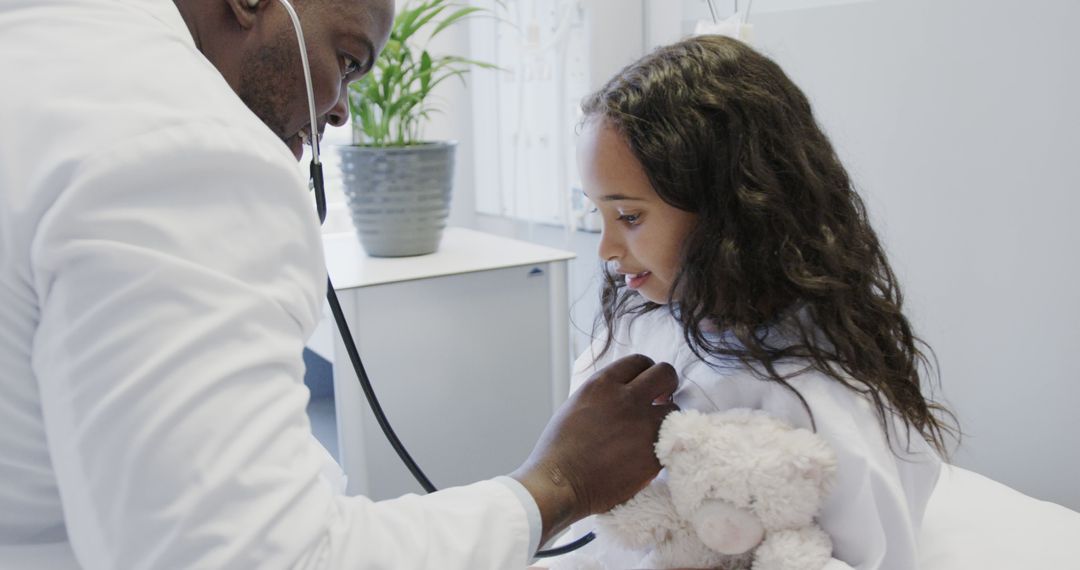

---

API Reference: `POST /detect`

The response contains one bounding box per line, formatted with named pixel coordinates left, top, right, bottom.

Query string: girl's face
left=578, top=119, right=698, bottom=305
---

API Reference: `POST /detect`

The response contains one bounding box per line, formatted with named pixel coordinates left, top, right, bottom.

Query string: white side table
left=323, top=227, right=576, bottom=499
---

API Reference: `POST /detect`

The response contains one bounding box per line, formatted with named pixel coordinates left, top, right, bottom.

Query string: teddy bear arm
left=751, top=525, right=833, bottom=570
left=597, top=482, right=685, bottom=551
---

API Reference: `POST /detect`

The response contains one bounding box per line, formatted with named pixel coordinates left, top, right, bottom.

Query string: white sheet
left=919, top=465, right=1080, bottom=568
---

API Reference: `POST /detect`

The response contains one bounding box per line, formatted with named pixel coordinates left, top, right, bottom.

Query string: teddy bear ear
left=655, top=409, right=712, bottom=464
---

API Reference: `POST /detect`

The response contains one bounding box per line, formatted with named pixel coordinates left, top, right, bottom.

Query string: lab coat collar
left=123, top=0, right=198, bottom=50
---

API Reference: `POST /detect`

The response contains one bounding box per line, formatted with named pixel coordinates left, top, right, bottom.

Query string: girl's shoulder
left=673, top=355, right=827, bottom=426
left=677, top=355, right=940, bottom=462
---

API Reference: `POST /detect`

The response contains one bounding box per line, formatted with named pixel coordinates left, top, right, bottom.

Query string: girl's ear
left=226, top=0, right=261, bottom=30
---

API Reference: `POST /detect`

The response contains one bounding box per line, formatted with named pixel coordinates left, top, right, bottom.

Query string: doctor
left=0, top=0, right=679, bottom=568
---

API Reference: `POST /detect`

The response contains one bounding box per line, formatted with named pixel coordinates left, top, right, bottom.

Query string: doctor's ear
left=226, top=0, right=263, bottom=29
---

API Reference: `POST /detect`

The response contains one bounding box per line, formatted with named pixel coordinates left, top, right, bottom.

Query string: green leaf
left=427, top=68, right=469, bottom=92
left=358, top=101, right=375, bottom=138
left=381, top=38, right=403, bottom=61
left=363, top=77, right=380, bottom=102
left=380, top=61, right=397, bottom=101
left=387, top=91, right=425, bottom=118
left=419, top=51, right=432, bottom=94
left=392, top=0, right=427, bottom=41
left=401, top=2, right=450, bottom=41
left=347, top=0, right=501, bottom=146
left=438, top=55, right=499, bottom=70
left=428, top=6, right=485, bottom=41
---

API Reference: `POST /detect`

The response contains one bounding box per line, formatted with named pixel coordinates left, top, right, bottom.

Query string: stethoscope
left=272, top=0, right=592, bottom=557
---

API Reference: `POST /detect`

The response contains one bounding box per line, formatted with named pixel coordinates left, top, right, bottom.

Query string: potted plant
left=340, top=0, right=496, bottom=257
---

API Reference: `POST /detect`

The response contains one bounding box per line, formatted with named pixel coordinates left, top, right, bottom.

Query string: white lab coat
left=560, top=307, right=942, bottom=570
left=0, top=1, right=534, bottom=568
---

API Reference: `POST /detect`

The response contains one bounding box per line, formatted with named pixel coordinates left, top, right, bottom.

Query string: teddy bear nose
left=692, top=499, right=765, bottom=555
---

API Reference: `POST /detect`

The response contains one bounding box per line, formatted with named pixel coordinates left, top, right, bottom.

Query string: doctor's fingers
left=649, top=402, right=680, bottom=426
left=625, top=361, right=679, bottom=405
left=589, top=354, right=656, bottom=386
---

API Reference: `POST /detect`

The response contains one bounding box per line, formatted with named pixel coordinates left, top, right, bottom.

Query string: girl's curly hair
left=583, top=35, right=957, bottom=455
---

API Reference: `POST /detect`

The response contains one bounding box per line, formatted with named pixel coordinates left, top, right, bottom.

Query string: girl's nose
left=597, top=227, right=623, bottom=263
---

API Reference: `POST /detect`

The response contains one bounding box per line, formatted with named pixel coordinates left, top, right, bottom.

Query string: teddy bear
left=549, top=408, right=837, bottom=570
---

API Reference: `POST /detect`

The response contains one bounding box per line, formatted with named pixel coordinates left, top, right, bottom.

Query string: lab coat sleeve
left=29, top=123, right=532, bottom=570
left=497, top=476, right=545, bottom=559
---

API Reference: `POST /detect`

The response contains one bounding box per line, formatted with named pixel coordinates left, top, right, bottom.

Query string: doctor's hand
left=511, top=354, right=679, bottom=547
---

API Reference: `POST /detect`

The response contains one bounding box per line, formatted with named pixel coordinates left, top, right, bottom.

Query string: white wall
left=434, top=0, right=1080, bottom=509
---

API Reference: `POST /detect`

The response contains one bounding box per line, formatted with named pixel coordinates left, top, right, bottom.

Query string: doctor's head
left=174, top=0, right=394, bottom=159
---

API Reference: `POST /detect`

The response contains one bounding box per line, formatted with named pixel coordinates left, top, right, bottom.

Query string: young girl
left=568, top=35, right=957, bottom=569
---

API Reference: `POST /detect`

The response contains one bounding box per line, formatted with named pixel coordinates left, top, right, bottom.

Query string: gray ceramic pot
left=338, top=141, right=456, bottom=257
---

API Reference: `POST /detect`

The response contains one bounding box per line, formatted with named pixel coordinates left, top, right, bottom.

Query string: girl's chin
left=637, top=289, right=672, bottom=305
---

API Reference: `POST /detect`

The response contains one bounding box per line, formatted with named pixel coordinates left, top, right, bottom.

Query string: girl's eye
left=617, top=213, right=641, bottom=225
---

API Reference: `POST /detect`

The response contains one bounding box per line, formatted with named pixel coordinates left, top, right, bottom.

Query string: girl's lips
left=625, top=271, right=651, bottom=290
